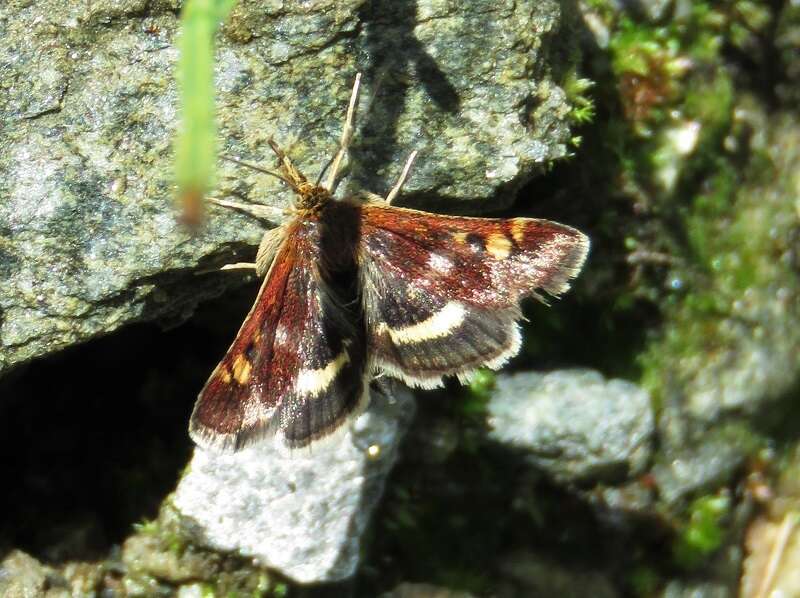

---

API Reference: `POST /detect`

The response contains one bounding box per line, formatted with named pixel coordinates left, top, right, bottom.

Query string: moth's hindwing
left=358, top=204, right=589, bottom=388
left=190, top=219, right=368, bottom=450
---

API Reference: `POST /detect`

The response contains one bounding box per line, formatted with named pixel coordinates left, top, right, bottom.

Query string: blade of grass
left=175, top=0, right=237, bottom=225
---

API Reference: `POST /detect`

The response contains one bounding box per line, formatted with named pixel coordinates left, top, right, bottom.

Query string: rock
left=176, top=585, right=208, bottom=598
left=640, top=111, right=800, bottom=515
left=61, top=563, right=105, bottom=597
left=122, top=534, right=210, bottom=585
left=0, top=550, right=71, bottom=598
left=0, top=551, right=48, bottom=598
left=651, top=422, right=751, bottom=508
left=172, top=385, right=415, bottom=583
left=380, top=583, right=477, bottom=598
left=487, top=369, right=654, bottom=484
left=0, top=0, right=576, bottom=375
left=661, top=581, right=731, bottom=598
left=591, top=479, right=658, bottom=525
left=498, top=551, right=619, bottom=598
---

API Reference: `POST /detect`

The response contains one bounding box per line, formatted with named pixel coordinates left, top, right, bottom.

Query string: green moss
left=438, top=567, right=494, bottom=595
left=627, top=566, right=661, bottom=597
left=563, top=69, right=596, bottom=126
left=123, top=505, right=287, bottom=597
left=271, top=582, right=289, bottom=598
left=609, top=19, right=681, bottom=78
left=132, top=518, right=160, bottom=536
left=465, top=369, right=496, bottom=405
left=672, top=493, right=731, bottom=569
left=639, top=111, right=799, bottom=406
left=683, top=74, right=733, bottom=136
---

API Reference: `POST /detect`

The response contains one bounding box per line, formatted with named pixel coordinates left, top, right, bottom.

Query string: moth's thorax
left=294, top=182, right=332, bottom=213
left=293, top=199, right=362, bottom=275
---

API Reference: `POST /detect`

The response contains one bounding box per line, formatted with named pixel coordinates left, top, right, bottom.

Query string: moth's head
left=294, top=181, right=331, bottom=212
left=265, top=138, right=332, bottom=212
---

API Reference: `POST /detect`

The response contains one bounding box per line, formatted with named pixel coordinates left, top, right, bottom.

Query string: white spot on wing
left=274, top=323, right=290, bottom=345
left=427, top=253, right=454, bottom=274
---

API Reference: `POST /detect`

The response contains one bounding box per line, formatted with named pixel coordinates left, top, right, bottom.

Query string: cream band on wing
left=295, top=349, right=351, bottom=396
left=381, top=301, right=466, bottom=345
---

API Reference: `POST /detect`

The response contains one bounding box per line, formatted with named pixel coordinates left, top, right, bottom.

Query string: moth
left=190, top=74, right=589, bottom=451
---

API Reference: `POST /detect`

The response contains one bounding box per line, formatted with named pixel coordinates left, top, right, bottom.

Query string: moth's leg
left=194, top=261, right=258, bottom=276
left=208, top=197, right=286, bottom=222
left=219, top=262, right=258, bottom=271
left=323, top=73, right=362, bottom=191
left=384, top=151, right=418, bottom=205
left=255, top=226, right=286, bottom=276
left=219, top=154, right=289, bottom=197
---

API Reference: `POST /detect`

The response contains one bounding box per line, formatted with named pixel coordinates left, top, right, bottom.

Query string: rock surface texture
left=488, top=369, right=655, bottom=483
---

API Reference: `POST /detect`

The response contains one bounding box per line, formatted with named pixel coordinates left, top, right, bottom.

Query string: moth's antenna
left=267, top=138, right=306, bottom=191
left=316, top=69, right=390, bottom=190
left=323, top=73, right=362, bottom=191
left=220, top=155, right=293, bottom=188
left=385, top=151, right=418, bottom=204
left=315, top=154, right=336, bottom=188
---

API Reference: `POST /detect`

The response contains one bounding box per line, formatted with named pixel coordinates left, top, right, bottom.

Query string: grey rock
left=662, top=581, right=731, bottom=598
left=176, top=585, right=208, bottom=598
left=593, top=479, right=657, bottom=520
left=488, top=369, right=654, bottom=483
left=0, top=550, right=71, bottom=598
left=652, top=422, right=749, bottom=508
left=0, top=551, right=47, bottom=598
left=380, top=583, right=477, bottom=598
left=498, top=551, right=619, bottom=598
left=172, top=385, right=415, bottom=584
left=0, top=0, right=575, bottom=375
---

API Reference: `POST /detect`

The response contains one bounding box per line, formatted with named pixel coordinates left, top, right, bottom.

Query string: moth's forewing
left=191, top=206, right=368, bottom=450
left=358, top=203, right=589, bottom=388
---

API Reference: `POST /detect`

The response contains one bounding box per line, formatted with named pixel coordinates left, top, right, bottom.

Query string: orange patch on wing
left=486, top=233, right=513, bottom=259
left=452, top=231, right=468, bottom=245
left=510, top=219, right=527, bottom=245
left=232, top=354, right=252, bottom=385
